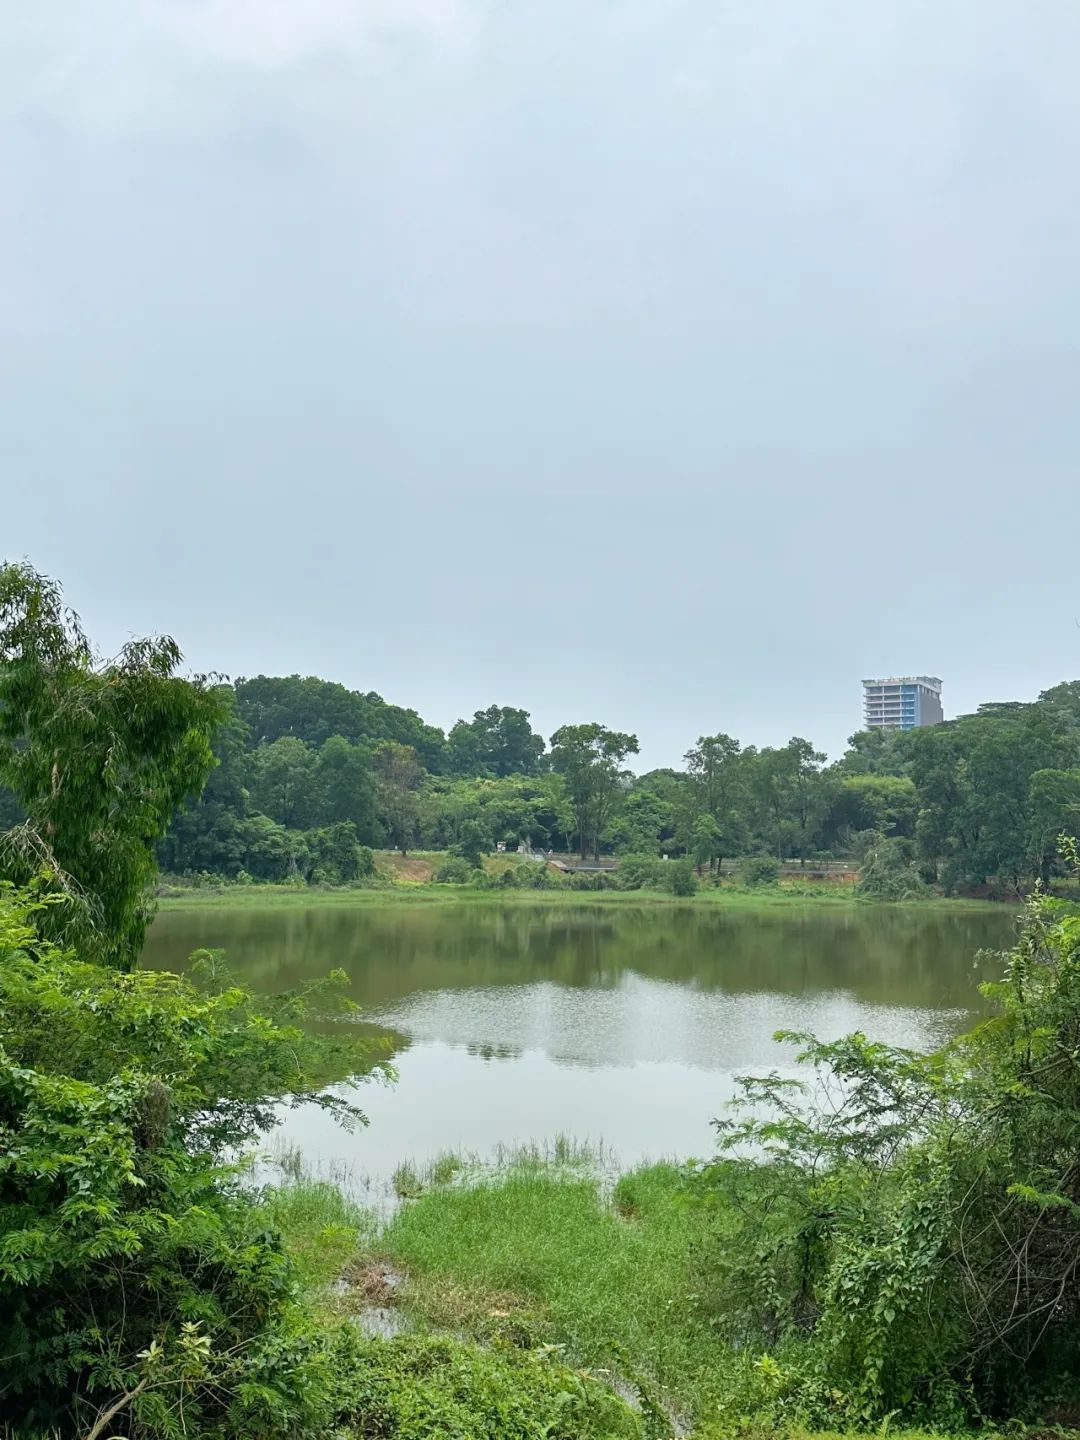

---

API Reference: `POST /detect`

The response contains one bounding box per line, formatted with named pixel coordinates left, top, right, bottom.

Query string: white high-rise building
left=862, top=676, right=943, bottom=731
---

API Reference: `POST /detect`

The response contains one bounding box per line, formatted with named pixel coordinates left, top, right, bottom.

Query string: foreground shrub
left=691, top=885, right=1080, bottom=1426
left=0, top=884, right=387, bottom=1438
left=336, top=1333, right=641, bottom=1439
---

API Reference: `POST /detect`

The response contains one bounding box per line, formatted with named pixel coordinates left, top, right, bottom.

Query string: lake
left=143, top=900, right=1017, bottom=1183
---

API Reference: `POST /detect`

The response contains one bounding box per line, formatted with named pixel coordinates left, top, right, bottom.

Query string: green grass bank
left=268, top=1147, right=1027, bottom=1440
left=156, top=880, right=1005, bottom=913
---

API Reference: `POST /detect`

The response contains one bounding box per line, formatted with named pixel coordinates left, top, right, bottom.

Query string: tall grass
left=380, top=1148, right=732, bottom=1424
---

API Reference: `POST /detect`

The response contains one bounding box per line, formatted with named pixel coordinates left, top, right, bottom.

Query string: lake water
left=143, top=901, right=1017, bottom=1182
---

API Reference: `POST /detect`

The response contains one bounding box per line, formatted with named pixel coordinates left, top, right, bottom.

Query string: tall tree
left=316, top=735, right=380, bottom=842
left=685, top=733, right=746, bottom=868
left=549, top=723, right=639, bottom=860
left=447, top=705, right=546, bottom=777
left=373, top=742, right=424, bottom=854
left=0, top=562, right=224, bottom=967
left=1027, top=767, right=1080, bottom=887
left=233, top=674, right=448, bottom=771
left=748, top=737, right=827, bottom=860
left=157, top=687, right=251, bottom=876
left=249, top=736, right=323, bottom=829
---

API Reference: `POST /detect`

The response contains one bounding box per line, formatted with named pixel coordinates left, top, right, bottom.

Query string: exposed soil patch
left=376, top=854, right=438, bottom=883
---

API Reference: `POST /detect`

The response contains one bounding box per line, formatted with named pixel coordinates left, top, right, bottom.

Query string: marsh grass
left=378, top=1145, right=733, bottom=1424
left=262, top=1144, right=1033, bottom=1439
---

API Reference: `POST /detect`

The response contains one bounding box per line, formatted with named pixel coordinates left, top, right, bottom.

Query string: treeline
left=141, top=673, right=1080, bottom=894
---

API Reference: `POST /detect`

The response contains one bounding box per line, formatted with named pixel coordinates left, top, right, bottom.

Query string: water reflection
left=143, top=901, right=1017, bottom=1178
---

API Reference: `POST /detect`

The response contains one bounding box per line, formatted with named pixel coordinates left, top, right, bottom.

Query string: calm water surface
left=143, top=902, right=1017, bottom=1180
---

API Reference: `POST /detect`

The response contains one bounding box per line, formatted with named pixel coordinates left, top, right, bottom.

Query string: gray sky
left=4, top=1, right=1080, bottom=769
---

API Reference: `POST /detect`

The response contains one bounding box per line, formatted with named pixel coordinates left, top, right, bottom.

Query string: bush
left=740, top=854, right=780, bottom=887
left=451, top=819, right=492, bottom=869
left=666, top=858, right=698, bottom=897
left=565, top=869, right=616, bottom=891
left=616, top=854, right=665, bottom=890
left=519, top=862, right=562, bottom=890
left=356, top=844, right=376, bottom=878
left=0, top=884, right=386, bottom=1438
left=334, top=1333, right=641, bottom=1439
left=690, top=888, right=1080, bottom=1426
left=856, top=836, right=929, bottom=901
left=435, top=854, right=474, bottom=885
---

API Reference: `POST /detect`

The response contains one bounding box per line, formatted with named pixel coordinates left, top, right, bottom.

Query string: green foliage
left=564, top=869, right=617, bottom=891
left=856, top=836, right=928, bottom=900
left=305, top=820, right=367, bottom=884
left=249, top=735, right=322, bottom=828
left=822, top=774, right=918, bottom=849
left=907, top=703, right=1078, bottom=892
left=315, top=734, right=380, bottom=840
left=740, top=854, right=780, bottom=886
left=549, top=723, right=640, bottom=861
left=0, top=883, right=386, bottom=1436
left=837, top=727, right=911, bottom=777
left=447, top=704, right=546, bottom=777
left=233, top=673, right=447, bottom=771
left=451, top=817, right=491, bottom=867
left=615, top=854, right=666, bottom=890
left=334, top=1332, right=641, bottom=1439
left=418, top=771, right=574, bottom=853
left=667, top=857, right=699, bottom=896
left=689, top=886, right=1080, bottom=1425
left=0, top=562, right=226, bottom=967
left=373, top=742, right=425, bottom=855
left=435, top=854, right=474, bottom=884
left=685, top=733, right=747, bottom=865
left=383, top=1151, right=718, bottom=1426
left=155, top=652, right=1080, bottom=894
left=750, top=738, right=829, bottom=863
left=608, top=770, right=685, bottom=856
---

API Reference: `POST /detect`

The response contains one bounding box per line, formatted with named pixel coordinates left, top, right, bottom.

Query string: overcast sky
left=4, top=1, right=1080, bottom=769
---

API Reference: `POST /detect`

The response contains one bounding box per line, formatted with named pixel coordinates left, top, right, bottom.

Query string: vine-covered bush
left=333, top=1333, right=641, bottom=1439
left=692, top=885, right=1080, bottom=1426
left=855, top=836, right=929, bottom=901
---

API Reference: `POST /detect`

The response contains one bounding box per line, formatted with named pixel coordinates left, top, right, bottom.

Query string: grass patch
left=264, top=1151, right=1035, bottom=1439
left=264, top=1157, right=648, bottom=1438
left=263, top=1173, right=373, bottom=1294
left=380, top=1150, right=729, bottom=1426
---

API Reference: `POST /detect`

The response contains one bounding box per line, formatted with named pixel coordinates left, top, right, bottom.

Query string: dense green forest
left=125, top=672, right=1080, bottom=893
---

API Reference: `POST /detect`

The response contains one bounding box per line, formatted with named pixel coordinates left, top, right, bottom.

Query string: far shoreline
left=154, top=883, right=1014, bottom=914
